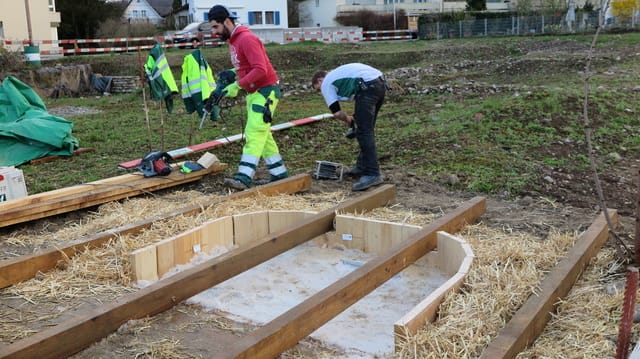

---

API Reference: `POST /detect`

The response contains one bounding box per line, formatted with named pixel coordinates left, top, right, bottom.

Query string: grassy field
left=11, top=33, right=640, bottom=209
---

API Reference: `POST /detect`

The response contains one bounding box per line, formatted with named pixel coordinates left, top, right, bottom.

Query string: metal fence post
left=459, top=20, right=462, bottom=38
left=485, top=18, right=488, bottom=36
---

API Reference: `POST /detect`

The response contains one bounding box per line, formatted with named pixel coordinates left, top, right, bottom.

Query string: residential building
left=0, top=0, right=61, bottom=53
left=123, top=0, right=164, bottom=24
left=299, top=0, right=513, bottom=29
left=107, top=0, right=174, bottom=25
left=175, top=0, right=288, bottom=29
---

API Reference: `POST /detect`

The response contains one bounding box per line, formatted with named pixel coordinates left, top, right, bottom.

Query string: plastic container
left=24, top=45, right=41, bottom=66
left=0, top=167, right=28, bottom=202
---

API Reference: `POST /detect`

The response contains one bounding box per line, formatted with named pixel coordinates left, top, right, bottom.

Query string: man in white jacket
left=312, top=63, right=387, bottom=191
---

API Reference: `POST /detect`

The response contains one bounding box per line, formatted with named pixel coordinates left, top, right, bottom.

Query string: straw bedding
left=0, top=189, right=629, bottom=357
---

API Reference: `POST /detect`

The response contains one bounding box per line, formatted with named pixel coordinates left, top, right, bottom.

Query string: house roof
left=148, top=0, right=174, bottom=17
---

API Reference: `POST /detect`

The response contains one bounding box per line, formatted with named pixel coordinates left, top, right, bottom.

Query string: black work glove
left=204, top=95, right=215, bottom=113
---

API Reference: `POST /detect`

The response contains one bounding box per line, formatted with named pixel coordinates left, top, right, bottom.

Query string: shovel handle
left=198, top=110, right=208, bottom=129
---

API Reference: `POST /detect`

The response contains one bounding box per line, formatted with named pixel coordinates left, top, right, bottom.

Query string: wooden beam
left=29, top=147, right=96, bottom=165
left=222, top=196, right=487, bottom=359
left=393, top=231, right=475, bottom=343
left=0, top=162, right=228, bottom=228
left=0, top=173, right=312, bottom=289
left=479, top=209, right=618, bottom=359
left=0, top=184, right=395, bottom=359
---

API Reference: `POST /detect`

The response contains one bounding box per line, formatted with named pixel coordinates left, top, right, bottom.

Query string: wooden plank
left=1, top=175, right=213, bottom=227
left=364, top=219, right=420, bottom=254
left=436, top=231, right=473, bottom=276
left=0, top=162, right=228, bottom=228
left=333, top=215, right=421, bottom=254
left=0, top=184, right=395, bottom=359
left=200, top=216, right=234, bottom=253
left=148, top=212, right=317, bottom=284
left=156, top=237, right=177, bottom=278
left=332, top=215, right=422, bottom=254
left=394, top=272, right=467, bottom=344
left=479, top=209, right=618, bottom=359
left=29, top=147, right=96, bottom=165
left=0, top=171, right=137, bottom=212
left=0, top=162, right=223, bottom=225
left=334, top=215, right=367, bottom=251
left=0, top=173, right=312, bottom=289
left=267, top=211, right=317, bottom=233
left=394, top=231, right=475, bottom=342
left=173, top=229, right=200, bottom=266
left=221, top=196, right=486, bottom=359
left=233, top=212, right=269, bottom=248
left=130, top=245, right=158, bottom=282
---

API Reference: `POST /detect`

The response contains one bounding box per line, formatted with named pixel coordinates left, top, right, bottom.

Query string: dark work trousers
left=354, top=77, right=386, bottom=177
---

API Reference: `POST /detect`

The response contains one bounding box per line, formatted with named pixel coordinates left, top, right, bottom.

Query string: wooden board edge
left=479, top=209, right=618, bottom=359
left=0, top=183, right=391, bottom=359
left=222, top=195, right=486, bottom=359
left=0, top=174, right=312, bottom=289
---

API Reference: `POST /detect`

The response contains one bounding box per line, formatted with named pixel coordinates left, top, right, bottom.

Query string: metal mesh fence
left=418, top=12, right=638, bottom=39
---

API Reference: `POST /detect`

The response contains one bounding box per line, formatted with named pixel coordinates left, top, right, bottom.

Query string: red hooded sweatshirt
left=228, top=25, right=278, bottom=93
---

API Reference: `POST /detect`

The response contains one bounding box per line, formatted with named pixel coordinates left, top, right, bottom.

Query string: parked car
left=170, top=22, right=221, bottom=48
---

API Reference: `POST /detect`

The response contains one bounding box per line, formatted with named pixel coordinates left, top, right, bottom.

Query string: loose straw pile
left=0, top=190, right=628, bottom=358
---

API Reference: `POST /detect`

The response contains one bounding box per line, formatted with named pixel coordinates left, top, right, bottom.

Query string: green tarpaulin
left=0, top=76, right=79, bottom=166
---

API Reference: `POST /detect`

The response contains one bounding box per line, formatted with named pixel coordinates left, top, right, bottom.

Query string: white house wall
left=183, top=0, right=288, bottom=29
left=124, top=0, right=163, bottom=24
left=299, top=0, right=341, bottom=27
left=300, top=0, right=510, bottom=29
left=0, top=0, right=61, bottom=53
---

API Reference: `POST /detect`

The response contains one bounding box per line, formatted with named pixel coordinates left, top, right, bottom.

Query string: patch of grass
left=8, top=33, right=640, bottom=200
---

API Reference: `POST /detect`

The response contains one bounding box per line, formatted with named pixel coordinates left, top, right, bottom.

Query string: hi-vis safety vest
left=181, top=49, right=216, bottom=117
left=144, top=43, right=178, bottom=113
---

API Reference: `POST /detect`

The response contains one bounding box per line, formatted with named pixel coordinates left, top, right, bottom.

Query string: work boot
left=352, top=175, right=383, bottom=191
left=223, top=178, right=249, bottom=190
left=344, top=167, right=363, bottom=179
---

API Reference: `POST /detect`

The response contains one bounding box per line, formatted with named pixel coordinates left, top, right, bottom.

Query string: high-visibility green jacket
left=144, top=43, right=178, bottom=113
left=181, top=49, right=216, bottom=118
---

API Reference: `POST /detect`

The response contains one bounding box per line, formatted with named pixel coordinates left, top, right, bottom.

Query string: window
left=265, top=11, right=274, bottom=25
left=141, top=10, right=147, bottom=17
left=263, top=11, right=280, bottom=25
left=315, top=0, right=319, bottom=7
left=248, top=11, right=263, bottom=25
left=48, top=0, right=55, bottom=12
left=133, top=10, right=139, bottom=17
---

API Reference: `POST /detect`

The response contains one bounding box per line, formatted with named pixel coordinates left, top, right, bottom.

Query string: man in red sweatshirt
left=208, top=4, right=288, bottom=190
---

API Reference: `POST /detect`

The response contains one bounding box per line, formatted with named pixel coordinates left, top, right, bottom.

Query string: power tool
left=199, top=69, right=236, bottom=129
left=345, top=122, right=356, bottom=139
left=138, top=151, right=173, bottom=177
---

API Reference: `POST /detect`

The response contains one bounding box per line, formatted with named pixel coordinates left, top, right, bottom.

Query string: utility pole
left=390, top=0, right=397, bottom=30
left=24, top=0, right=33, bottom=45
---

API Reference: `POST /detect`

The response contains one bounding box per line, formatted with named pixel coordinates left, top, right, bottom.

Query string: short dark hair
left=208, top=5, right=237, bottom=23
left=311, top=71, right=326, bottom=88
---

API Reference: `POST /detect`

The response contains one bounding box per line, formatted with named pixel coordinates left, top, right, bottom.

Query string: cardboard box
left=196, top=152, right=219, bottom=169
left=0, top=167, right=28, bottom=202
